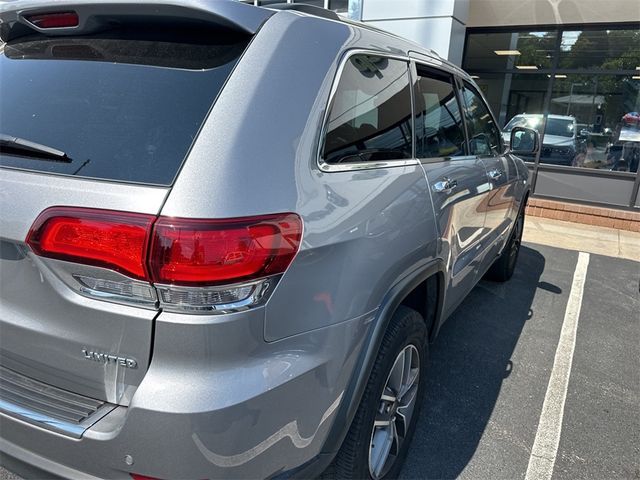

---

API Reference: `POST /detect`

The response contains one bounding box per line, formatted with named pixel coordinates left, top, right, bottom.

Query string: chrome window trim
left=409, top=60, right=417, bottom=161
left=318, top=158, right=420, bottom=172
left=317, top=49, right=419, bottom=173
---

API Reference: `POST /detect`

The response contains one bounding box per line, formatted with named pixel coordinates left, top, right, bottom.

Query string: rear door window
left=414, top=67, right=466, bottom=159
left=460, top=82, right=502, bottom=157
left=322, top=54, right=413, bottom=165
left=0, top=28, right=249, bottom=185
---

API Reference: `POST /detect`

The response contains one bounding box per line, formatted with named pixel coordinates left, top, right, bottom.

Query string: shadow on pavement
left=401, top=245, right=548, bottom=479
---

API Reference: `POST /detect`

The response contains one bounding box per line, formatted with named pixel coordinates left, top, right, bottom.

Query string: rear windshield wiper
left=0, top=134, right=72, bottom=163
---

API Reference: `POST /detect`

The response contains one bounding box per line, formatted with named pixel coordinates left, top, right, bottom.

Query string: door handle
left=488, top=169, right=504, bottom=180
left=432, top=177, right=458, bottom=193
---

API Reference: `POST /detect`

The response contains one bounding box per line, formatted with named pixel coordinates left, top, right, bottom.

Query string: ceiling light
left=516, top=65, right=538, bottom=70
left=494, top=50, right=521, bottom=55
left=633, top=76, right=640, bottom=80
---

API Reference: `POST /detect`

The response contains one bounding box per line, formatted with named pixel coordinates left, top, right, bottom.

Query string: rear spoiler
left=0, top=0, right=275, bottom=42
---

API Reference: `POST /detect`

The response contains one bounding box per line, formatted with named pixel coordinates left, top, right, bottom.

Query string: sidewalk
left=523, top=216, right=640, bottom=262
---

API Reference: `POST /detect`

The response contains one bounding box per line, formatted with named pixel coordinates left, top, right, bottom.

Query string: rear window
left=0, top=28, right=250, bottom=185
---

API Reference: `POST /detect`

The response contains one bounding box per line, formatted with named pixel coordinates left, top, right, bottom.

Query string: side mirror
left=510, top=126, right=540, bottom=156
left=579, top=129, right=590, bottom=138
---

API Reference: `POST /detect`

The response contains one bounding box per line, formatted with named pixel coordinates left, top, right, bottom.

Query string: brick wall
left=525, top=198, right=640, bottom=232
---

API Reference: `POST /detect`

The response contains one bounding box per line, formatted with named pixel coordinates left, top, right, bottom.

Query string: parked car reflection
left=502, top=113, right=584, bottom=166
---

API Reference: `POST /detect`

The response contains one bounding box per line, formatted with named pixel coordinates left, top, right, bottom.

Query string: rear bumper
left=0, top=309, right=373, bottom=479
left=1, top=438, right=90, bottom=480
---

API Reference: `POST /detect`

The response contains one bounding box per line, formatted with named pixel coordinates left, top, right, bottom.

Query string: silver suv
left=0, top=2, right=536, bottom=479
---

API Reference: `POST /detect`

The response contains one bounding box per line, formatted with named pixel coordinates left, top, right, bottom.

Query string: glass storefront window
left=559, top=29, right=640, bottom=70
left=472, top=73, right=550, bottom=127
left=329, top=0, right=348, bottom=12
left=549, top=75, right=639, bottom=171
left=247, top=0, right=349, bottom=10
left=463, top=31, right=557, bottom=71
left=464, top=26, right=640, bottom=176
left=292, top=0, right=325, bottom=6
left=473, top=73, right=639, bottom=171
left=287, top=0, right=348, bottom=12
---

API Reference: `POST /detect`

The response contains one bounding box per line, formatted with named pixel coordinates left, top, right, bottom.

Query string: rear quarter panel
left=160, top=12, right=440, bottom=341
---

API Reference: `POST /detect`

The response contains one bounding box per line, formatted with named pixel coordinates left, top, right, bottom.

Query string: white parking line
left=525, top=251, right=590, bottom=480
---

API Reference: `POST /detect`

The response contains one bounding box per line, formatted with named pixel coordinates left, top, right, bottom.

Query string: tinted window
left=0, top=29, right=249, bottom=185
left=460, top=83, right=502, bottom=156
left=323, top=55, right=412, bottom=165
left=414, top=69, right=466, bottom=159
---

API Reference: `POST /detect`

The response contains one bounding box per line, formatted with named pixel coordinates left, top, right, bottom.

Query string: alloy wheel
left=368, top=344, right=420, bottom=479
left=509, top=213, right=524, bottom=268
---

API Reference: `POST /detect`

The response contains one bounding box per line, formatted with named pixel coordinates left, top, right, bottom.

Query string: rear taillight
left=149, top=214, right=302, bottom=286
left=130, top=474, right=162, bottom=480
left=26, top=208, right=302, bottom=313
left=25, top=12, right=79, bottom=29
left=26, top=207, right=155, bottom=280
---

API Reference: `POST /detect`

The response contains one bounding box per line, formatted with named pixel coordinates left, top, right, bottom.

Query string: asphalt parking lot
left=401, top=243, right=640, bottom=480
left=2, top=242, right=639, bottom=480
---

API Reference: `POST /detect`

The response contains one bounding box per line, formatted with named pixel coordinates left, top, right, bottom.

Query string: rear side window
left=460, top=82, right=502, bottom=157
left=0, top=28, right=250, bottom=185
left=322, top=55, right=412, bottom=165
left=414, top=68, right=466, bottom=159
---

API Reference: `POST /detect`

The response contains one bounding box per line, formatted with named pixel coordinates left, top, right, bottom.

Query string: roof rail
left=263, top=3, right=341, bottom=21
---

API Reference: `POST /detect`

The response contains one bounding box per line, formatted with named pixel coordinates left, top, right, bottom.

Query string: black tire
left=331, top=306, right=428, bottom=480
left=485, top=205, right=525, bottom=282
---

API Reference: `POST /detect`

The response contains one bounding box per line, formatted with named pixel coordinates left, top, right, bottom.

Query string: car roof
left=260, top=3, right=466, bottom=78
left=1, top=0, right=466, bottom=78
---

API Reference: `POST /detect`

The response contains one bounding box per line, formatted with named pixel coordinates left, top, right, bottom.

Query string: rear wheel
left=486, top=206, right=525, bottom=282
left=331, top=306, right=428, bottom=480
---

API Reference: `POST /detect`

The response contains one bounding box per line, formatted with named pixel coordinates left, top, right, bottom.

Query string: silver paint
left=0, top=3, right=530, bottom=479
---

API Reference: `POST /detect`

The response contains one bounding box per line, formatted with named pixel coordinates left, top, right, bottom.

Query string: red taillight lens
left=149, top=214, right=302, bottom=286
left=26, top=11, right=79, bottom=28
left=130, top=474, right=162, bottom=480
left=26, top=209, right=303, bottom=289
left=26, top=207, right=155, bottom=280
